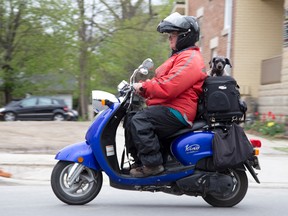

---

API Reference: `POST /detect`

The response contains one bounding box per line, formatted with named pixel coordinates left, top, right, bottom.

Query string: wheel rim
left=4, top=112, right=16, bottom=121
left=59, top=163, right=96, bottom=198
left=54, top=114, right=64, bottom=121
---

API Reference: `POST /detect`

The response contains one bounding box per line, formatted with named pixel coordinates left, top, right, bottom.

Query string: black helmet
left=157, top=12, right=200, bottom=51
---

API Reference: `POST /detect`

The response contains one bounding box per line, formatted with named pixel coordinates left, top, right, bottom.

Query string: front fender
left=55, top=141, right=101, bottom=171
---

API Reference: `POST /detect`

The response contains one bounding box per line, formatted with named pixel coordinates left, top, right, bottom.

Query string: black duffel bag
left=212, top=123, right=254, bottom=171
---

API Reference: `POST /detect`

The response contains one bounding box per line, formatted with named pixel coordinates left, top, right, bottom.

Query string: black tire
left=4, top=112, right=16, bottom=121
left=203, top=170, right=248, bottom=207
left=51, top=161, right=103, bottom=205
left=53, top=113, right=65, bottom=121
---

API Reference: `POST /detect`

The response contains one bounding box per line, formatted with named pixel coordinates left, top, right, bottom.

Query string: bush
left=245, top=112, right=286, bottom=137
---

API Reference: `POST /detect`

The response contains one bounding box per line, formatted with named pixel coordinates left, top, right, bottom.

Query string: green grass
left=273, top=147, right=288, bottom=153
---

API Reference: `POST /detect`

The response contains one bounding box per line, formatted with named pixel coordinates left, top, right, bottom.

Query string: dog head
left=209, top=56, right=232, bottom=76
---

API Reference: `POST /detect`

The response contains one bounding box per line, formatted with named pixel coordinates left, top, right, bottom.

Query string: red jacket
left=141, top=47, right=207, bottom=124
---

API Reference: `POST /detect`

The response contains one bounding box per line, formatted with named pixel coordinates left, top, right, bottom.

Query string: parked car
left=0, top=96, right=70, bottom=121
left=66, top=109, right=79, bottom=121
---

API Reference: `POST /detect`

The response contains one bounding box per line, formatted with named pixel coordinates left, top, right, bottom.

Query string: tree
left=0, top=0, right=78, bottom=103
left=91, top=0, right=174, bottom=93
left=0, top=0, right=27, bottom=103
left=74, top=0, right=172, bottom=120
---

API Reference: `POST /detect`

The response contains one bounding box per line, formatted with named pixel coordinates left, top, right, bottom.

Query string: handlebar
left=116, top=58, right=154, bottom=109
left=129, top=58, right=154, bottom=86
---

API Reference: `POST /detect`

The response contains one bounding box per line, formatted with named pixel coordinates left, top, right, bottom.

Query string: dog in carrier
left=208, top=56, right=232, bottom=77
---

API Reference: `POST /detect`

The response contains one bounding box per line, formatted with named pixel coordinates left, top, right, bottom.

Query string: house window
left=196, top=7, right=204, bottom=51
left=211, top=48, right=217, bottom=60
left=224, top=0, right=232, bottom=30
left=284, top=20, right=288, bottom=47
left=197, top=16, right=203, bottom=51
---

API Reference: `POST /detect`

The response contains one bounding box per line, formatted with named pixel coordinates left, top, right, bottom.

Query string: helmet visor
left=162, top=12, right=192, bottom=31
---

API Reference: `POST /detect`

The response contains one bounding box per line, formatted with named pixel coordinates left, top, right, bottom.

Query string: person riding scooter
left=51, top=13, right=262, bottom=207
left=128, top=12, right=207, bottom=177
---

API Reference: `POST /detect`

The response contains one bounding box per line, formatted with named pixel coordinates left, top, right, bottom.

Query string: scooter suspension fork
left=67, top=163, right=85, bottom=186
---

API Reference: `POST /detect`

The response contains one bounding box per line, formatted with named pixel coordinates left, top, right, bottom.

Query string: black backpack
left=197, top=76, right=247, bottom=124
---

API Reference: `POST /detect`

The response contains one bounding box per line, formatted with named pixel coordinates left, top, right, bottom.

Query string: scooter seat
left=166, top=120, right=207, bottom=139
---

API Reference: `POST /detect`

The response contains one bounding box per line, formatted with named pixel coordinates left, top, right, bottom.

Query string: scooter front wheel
left=51, top=161, right=103, bottom=205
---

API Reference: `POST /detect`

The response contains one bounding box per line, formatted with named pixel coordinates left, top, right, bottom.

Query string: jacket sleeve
left=141, top=50, right=205, bottom=101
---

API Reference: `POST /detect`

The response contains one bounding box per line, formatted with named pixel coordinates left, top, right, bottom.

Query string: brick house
left=173, top=0, right=288, bottom=122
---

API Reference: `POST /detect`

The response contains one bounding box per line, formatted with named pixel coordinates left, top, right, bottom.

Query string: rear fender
left=232, top=163, right=260, bottom=183
left=55, top=141, right=101, bottom=171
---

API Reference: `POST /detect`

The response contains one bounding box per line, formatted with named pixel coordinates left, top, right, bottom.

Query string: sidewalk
left=1, top=132, right=288, bottom=187
left=0, top=154, right=55, bottom=185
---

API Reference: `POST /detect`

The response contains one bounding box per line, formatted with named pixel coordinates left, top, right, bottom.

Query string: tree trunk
left=77, top=0, right=89, bottom=120
left=78, top=46, right=89, bottom=120
left=2, top=65, right=14, bottom=104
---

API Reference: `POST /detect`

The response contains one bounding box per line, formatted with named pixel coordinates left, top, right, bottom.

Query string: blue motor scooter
left=51, top=59, right=261, bottom=207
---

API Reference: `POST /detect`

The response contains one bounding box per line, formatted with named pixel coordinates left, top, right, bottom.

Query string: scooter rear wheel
left=51, top=161, right=103, bottom=205
left=202, top=169, right=248, bottom=207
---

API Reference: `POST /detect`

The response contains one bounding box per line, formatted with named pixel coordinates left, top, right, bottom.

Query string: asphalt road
left=1, top=185, right=288, bottom=216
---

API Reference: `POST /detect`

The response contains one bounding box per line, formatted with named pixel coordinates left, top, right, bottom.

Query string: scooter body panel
left=109, top=169, right=195, bottom=186
left=86, top=104, right=122, bottom=175
left=171, top=131, right=214, bottom=166
left=85, top=107, right=112, bottom=144
left=55, top=141, right=101, bottom=171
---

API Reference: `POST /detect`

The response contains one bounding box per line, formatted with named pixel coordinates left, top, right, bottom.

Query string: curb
left=0, top=174, right=110, bottom=186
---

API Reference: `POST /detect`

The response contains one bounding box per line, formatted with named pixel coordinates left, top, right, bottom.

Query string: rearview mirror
left=130, top=58, right=154, bottom=83
left=141, top=58, right=154, bottom=70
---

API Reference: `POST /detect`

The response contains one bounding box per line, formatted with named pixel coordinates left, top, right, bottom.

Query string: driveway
left=0, top=121, right=91, bottom=154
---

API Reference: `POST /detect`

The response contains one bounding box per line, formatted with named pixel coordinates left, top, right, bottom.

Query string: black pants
left=125, top=105, right=186, bottom=167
